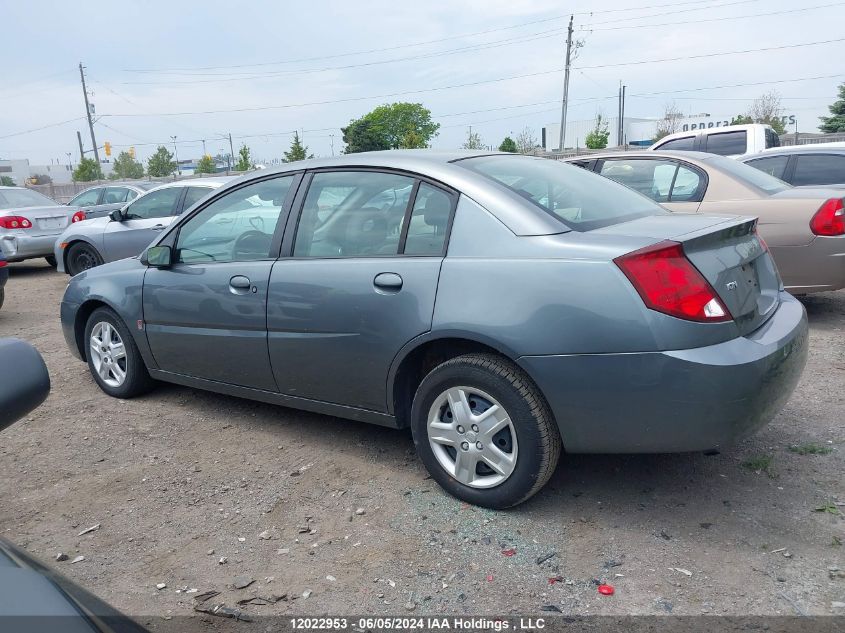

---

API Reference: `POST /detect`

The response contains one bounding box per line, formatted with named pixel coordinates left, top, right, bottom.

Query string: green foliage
left=194, top=155, right=217, bottom=174
left=585, top=113, right=610, bottom=149
left=72, top=158, right=104, bottom=182
left=788, top=443, right=833, bottom=455
left=819, top=82, right=845, bottom=133
left=461, top=128, right=484, bottom=150
left=342, top=102, right=439, bottom=153
left=742, top=454, right=775, bottom=477
left=284, top=132, right=313, bottom=162
left=0, top=176, right=15, bottom=186
left=107, top=172, right=121, bottom=180
left=112, top=151, right=145, bottom=179
left=235, top=144, right=253, bottom=171
left=814, top=501, right=841, bottom=515
left=498, top=137, right=517, bottom=153
left=146, top=146, right=177, bottom=177
left=730, top=114, right=753, bottom=126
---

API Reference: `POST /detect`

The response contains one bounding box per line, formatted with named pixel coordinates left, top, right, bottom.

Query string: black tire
left=0, top=288, right=4, bottom=311
left=45, top=255, right=57, bottom=267
left=410, top=353, right=561, bottom=509
left=84, top=307, right=155, bottom=398
left=66, top=242, right=103, bottom=276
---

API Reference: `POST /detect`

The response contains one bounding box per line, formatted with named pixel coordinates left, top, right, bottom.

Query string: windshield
left=704, top=154, right=791, bottom=194
left=458, top=155, right=665, bottom=231
left=0, top=188, right=56, bottom=208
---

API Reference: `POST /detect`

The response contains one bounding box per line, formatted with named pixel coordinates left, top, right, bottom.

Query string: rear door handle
left=229, top=275, right=253, bottom=293
left=373, top=272, right=403, bottom=292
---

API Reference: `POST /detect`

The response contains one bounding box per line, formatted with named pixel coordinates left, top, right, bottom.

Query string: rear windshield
left=703, top=154, right=790, bottom=195
left=458, top=155, right=665, bottom=231
left=0, top=188, right=57, bottom=208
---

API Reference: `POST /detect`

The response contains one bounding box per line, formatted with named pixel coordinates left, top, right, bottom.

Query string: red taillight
left=71, top=210, right=86, bottom=223
left=614, top=240, right=732, bottom=323
left=810, top=198, right=845, bottom=236
left=0, top=215, right=33, bottom=229
left=0, top=259, right=6, bottom=268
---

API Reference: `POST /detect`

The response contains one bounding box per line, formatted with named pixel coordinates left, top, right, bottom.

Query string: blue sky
left=1, top=0, right=843, bottom=164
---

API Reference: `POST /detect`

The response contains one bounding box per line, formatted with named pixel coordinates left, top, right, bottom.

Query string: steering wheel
left=232, top=230, right=271, bottom=261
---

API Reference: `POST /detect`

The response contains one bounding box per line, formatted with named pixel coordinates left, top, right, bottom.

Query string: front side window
left=103, top=187, right=130, bottom=204
left=745, top=155, right=789, bottom=180
left=176, top=176, right=294, bottom=264
left=792, top=154, right=845, bottom=186
left=294, top=171, right=416, bottom=257
left=704, top=131, right=747, bottom=156
left=124, top=187, right=183, bottom=220
left=69, top=188, right=101, bottom=207
left=460, top=155, right=664, bottom=231
left=404, top=183, right=452, bottom=256
left=655, top=136, right=694, bottom=151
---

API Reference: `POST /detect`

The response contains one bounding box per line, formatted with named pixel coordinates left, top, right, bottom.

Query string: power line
left=0, top=117, right=86, bottom=140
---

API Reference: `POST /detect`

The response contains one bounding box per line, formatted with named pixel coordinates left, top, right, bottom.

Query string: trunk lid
left=6, top=206, right=71, bottom=236
left=596, top=213, right=780, bottom=335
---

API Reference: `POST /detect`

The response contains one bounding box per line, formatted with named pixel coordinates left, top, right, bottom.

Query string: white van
left=649, top=124, right=780, bottom=158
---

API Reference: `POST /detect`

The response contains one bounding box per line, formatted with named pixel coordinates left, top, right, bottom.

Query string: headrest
left=421, top=192, right=451, bottom=228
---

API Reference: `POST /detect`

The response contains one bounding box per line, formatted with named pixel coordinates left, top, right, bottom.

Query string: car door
left=143, top=174, right=298, bottom=389
left=267, top=170, right=454, bottom=412
left=102, top=186, right=184, bottom=261
left=597, top=158, right=705, bottom=212
left=68, top=187, right=104, bottom=216
left=790, top=153, right=845, bottom=187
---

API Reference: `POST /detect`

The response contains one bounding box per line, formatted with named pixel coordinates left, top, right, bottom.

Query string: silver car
left=56, top=178, right=233, bottom=275
left=66, top=182, right=157, bottom=219
left=0, top=186, right=85, bottom=266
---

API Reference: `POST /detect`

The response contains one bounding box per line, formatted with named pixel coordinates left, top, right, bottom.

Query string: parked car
left=0, top=186, right=85, bottom=266
left=60, top=151, right=808, bottom=508
left=566, top=150, right=845, bottom=294
left=66, top=182, right=157, bottom=219
left=0, top=250, right=7, bottom=310
left=649, top=124, right=780, bottom=158
left=740, top=143, right=845, bottom=187
left=56, top=177, right=233, bottom=276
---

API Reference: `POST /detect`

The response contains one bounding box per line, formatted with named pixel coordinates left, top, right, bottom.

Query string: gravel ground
left=0, top=260, right=843, bottom=619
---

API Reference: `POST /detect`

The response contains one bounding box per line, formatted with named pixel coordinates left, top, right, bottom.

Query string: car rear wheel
left=84, top=307, right=154, bottom=398
left=45, top=255, right=57, bottom=267
left=66, top=243, right=103, bottom=276
left=0, top=288, right=4, bottom=310
left=411, top=353, right=561, bottom=509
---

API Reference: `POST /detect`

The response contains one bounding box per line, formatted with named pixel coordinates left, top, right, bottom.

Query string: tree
left=235, top=144, right=253, bottom=171
left=819, top=82, right=845, bottom=133
left=748, top=91, right=785, bottom=134
left=515, top=126, right=538, bottom=154
left=0, top=176, right=15, bottom=186
left=584, top=112, right=610, bottom=149
left=654, top=102, right=684, bottom=141
left=72, top=158, right=104, bottom=182
left=461, top=128, right=484, bottom=150
left=195, top=155, right=217, bottom=174
left=730, top=114, right=753, bottom=126
left=147, top=146, right=177, bottom=177
left=498, top=137, right=517, bottom=153
left=342, top=103, right=439, bottom=153
left=284, top=132, right=313, bottom=162
left=112, top=151, right=145, bottom=179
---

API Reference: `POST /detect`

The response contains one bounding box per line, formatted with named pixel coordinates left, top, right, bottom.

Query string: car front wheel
left=66, top=242, right=103, bottom=276
left=411, top=353, right=561, bottom=509
left=84, top=307, right=154, bottom=398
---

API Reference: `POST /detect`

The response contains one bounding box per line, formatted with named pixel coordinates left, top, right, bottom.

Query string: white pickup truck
left=649, top=124, right=780, bottom=158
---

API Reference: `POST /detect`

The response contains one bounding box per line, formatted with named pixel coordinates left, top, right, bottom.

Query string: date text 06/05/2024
left=290, top=617, right=547, bottom=630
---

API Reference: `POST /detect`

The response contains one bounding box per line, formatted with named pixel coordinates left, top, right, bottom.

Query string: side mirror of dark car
left=0, top=338, right=50, bottom=432
left=109, top=209, right=124, bottom=222
left=143, top=245, right=172, bottom=268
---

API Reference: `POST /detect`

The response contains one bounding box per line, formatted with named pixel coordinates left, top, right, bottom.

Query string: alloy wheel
left=89, top=321, right=128, bottom=388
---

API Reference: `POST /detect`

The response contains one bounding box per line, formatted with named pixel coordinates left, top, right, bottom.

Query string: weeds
left=742, top=454, right=775, bottom=477
left=788, top=443, right=833, bottom=455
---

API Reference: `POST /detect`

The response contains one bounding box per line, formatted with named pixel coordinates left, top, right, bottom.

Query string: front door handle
left=151, top=224, right=166, bottom=231
left=229, top=275, right=252, bottom=294
left=373, top=272, right=403, bottom=292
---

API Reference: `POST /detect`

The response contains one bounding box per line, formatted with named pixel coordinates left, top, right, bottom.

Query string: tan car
left=567, top=151, right=845, bottom=294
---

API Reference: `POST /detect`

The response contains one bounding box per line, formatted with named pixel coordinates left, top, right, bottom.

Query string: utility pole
left=78, top=63, right=100, bottom=165
left=66, top=152, right=72, bottom=171
left=77, top=131, right=85, bottom=160
left=620, top=84, right=626, bottom=149
left=202, top=139, right=207, bottom=156
left=617, top=81, right=622, bottom=147
left=171, top=136, right=180, bottom=175
left=330, top=133, right=335, bottom=157
left=557, top=15, right=574, bottom=153
left=228, top=133, right=235, bottom=165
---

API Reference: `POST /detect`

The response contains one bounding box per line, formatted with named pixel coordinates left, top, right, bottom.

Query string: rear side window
left=0, top=188, right=57, bottom=208
left=123, top=187, right=183, bottom=220
left=599, top=159, right=703, bottom=203
left=460, top=155, right=665, bottom=231
left=705, top=131, right=747, bottom=156
left=69, top=188, right=101, bottom=207
left=403, top=184, right=451, bottom=256
left=745, top=155, right=789, bottom=180
left=792, top=154, right=845, bottom=186
left=655, top=136, right=694, bottom=151
left=103, top=187, right=130, bottom=204
left=182, top=186, right=213, bottom=211
left=765, top=128, right=781, bottom=149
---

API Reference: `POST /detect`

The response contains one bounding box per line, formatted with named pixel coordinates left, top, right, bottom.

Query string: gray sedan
left=56, top=177, right=233, bottom=275
left=66, top=182, right=157, bottom=219
left=0, top=186, right=85, bottom=266
left=740, top=144, right=845, bottom=187
left=60, top=151, right=808, bottom=508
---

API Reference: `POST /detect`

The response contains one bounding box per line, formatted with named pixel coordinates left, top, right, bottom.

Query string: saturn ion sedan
left=60, top=151, right=808, bottom=508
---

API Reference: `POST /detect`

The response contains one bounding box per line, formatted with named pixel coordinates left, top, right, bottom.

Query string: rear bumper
left=519, top=292, right=808, bottom=453
left=0, top=233, right=60, bottom=261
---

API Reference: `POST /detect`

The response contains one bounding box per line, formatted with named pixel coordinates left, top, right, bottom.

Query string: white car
left=55, top=178, right=234, bottom=275
left=649, top=124, right=780, bottom=158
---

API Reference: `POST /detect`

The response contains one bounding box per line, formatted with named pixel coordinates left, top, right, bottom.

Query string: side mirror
left=143, top=245, right=172, bottom=268
left=0, top=338, right=50, bottom=432
left=108, top=209, right=124, bottom=222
